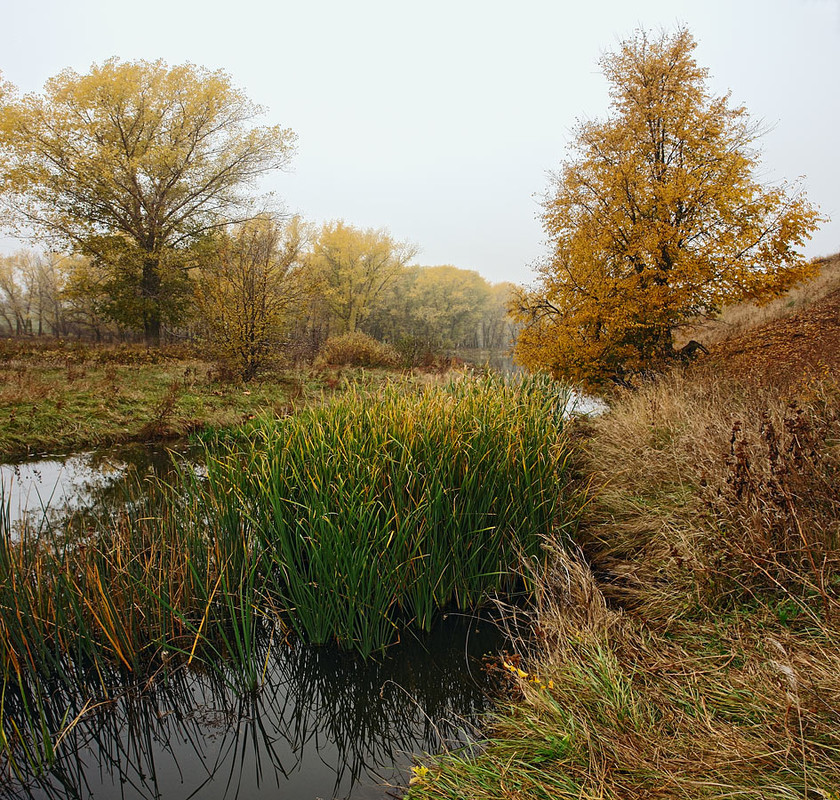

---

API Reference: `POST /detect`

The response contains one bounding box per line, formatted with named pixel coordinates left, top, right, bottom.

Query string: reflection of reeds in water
left=1, top=615, right=500, bottom=799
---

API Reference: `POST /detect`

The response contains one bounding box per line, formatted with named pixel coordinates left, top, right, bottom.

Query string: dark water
left=0, top=442, right=198, bottom=536
left=0, top=447, right=506, bottom=800
left=3, top=615, right=502, bottom=800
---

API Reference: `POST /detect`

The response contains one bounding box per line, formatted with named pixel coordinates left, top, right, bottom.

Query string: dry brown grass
left=580, top=368, right=840, bottom=623
left=409, top=359, right=840, bottom=799
left=412, top=542, right=840, bottom=799
left=0, top=363, right=58, bottom=405
left=676, top=253, right=840, bottom=349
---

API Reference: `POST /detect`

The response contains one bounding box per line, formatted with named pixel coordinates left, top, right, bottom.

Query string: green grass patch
left=0, top=348, right=399, bottom=458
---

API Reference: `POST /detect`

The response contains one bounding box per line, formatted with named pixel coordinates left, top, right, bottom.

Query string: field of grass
left=0, top=338, right=406, bottom=459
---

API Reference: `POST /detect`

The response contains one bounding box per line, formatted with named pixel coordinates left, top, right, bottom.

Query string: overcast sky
left=1, top=0, right=838, bottom=284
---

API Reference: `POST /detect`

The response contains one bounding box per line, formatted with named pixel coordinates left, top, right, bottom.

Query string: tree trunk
left=141, top=254, right=162, bottom=346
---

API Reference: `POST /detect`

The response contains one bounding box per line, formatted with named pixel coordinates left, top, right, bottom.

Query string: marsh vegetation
left=0, top=374, right=578, bottom=796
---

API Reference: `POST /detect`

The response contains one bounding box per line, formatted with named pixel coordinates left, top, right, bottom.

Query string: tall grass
left=407, top=369, right=840, bottom=800
left=203, top=374, right=577, bottom=653
left=0, top=374, right=576, bottom=696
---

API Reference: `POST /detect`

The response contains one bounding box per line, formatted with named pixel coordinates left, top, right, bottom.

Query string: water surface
left=3, top=615, right=502, bottom=800
left=0, top=442, right=197, bottom=535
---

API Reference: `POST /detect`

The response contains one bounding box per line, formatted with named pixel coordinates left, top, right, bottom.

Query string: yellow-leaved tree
left=193, top=215, right=307, bottom=380
left=0, top=60, right=296, bottom=344
left=307, top=221, right=417, bottom=335
left=514, top=28, right=821, bottom=390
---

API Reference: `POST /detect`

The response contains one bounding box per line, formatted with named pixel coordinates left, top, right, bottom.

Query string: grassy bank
left=0, top=338, right=400, bottom=459
left=407, top=355, right=840, bottom=792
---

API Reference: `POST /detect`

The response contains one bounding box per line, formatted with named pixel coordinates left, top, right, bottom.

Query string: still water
left=0, top=446, right=506, bottom=800
left=3, top=616, right=501, bottom=800
left=0, top=443, right=194, bottom=534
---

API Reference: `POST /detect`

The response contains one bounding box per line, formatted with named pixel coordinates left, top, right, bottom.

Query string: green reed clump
left=0, top=373, right=576, bottom=698
left=0, top=374, right=576, bottom=776
left=203, top=374, right=577, bottom=654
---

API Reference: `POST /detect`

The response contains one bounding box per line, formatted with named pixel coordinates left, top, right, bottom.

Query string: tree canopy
left=306, top=221, right=418, bottom=335
left=514, top=28, right=820, bottom=389
left=0, top=59, right=296, bottom=343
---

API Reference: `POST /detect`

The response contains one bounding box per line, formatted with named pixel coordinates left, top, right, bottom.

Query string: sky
left=1, top=0, right=838, bottom=285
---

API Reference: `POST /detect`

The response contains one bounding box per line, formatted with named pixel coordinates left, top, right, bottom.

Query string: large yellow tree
left=0, top=60, right=296, bottom=344
left=514, top=28, right=821, bottom=389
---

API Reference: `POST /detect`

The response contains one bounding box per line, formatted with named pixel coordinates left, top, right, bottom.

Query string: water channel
left=0, top=445, right=508, bottom=800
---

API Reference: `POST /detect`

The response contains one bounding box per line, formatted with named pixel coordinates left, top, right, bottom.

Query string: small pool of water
left=0, top=442, right=197, bottom=535
left=0, top=445, right=510, bottom=800
left=2, top=614, right=503, bottom=800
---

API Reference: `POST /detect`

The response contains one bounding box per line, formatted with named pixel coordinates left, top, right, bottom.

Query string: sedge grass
left=203, top=373, right=578, bottom=654
left=0, top=374, right=577, bottom=698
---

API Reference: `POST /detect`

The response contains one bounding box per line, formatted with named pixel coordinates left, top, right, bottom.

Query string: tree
left=405, top=266, right=490, bottom=348
left=514, top=28, right=821, bottom=389
left=0, top=254, right=31, bottom=335
left=61, top=254, right=116, bottom=340
left=193, top=215, right=307, bottom=380
left=307, top=221, right=417, bottom=335
left=0, top=59, right=296, bottom=344
left=16, top=251, right=68, bottom=336
left=481, top=282, right=518, bottom=351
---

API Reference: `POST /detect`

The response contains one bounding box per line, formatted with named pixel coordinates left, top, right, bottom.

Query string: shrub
left=320, top=332, right=399, bottom=368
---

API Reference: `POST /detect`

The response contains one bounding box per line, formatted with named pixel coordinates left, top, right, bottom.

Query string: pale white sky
left=1, top=0, right=838, bottom=284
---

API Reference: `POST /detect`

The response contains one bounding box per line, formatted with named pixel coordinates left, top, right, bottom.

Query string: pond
left=0, top=445, right=508, bottom=800
left=2, top=614, right=502, bottom=800
left=0, top=443, right=197, bottom=536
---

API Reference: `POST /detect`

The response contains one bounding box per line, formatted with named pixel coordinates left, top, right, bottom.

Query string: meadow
left=0, top=338, right=342, bottom=460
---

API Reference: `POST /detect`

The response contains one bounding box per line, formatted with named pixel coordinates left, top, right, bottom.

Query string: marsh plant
left=201, top=374, right=577, bottom=653
left=0, top=375, right=577, bottom=774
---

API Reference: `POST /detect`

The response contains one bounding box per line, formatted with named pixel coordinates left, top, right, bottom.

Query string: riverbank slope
left=407, top=260, right=840, bottom=799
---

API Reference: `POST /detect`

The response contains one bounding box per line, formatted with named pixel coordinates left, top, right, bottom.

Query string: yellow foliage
left=307, top=221, right=417, bottom=334
left=514, top=28, right=821, bottom=390
left=0, top=59, right=296, bottom=343
left=193, top=215, right=307, bottom=380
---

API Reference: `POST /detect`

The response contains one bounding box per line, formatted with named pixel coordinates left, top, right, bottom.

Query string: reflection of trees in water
left=2, top=444, right=198, bottom=539
left=1, top=615, right=500, bottom=800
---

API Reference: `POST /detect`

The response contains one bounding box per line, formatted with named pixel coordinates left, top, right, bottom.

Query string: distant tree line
left=0, top=60, right=515, bottom=377
left=0, top=221, right=516, bottom=371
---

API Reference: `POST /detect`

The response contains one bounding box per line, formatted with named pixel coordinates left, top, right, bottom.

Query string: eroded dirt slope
left=708, top=283, right=840, bottom=385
